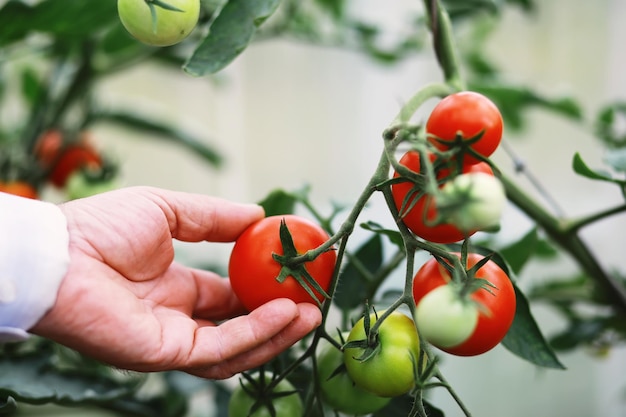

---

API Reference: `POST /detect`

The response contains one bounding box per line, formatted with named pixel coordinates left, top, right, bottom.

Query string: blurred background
left=4, top=0, right=626, bottom=416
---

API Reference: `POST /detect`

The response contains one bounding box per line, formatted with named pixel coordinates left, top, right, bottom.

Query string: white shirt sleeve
left=0, top=192, right=70, bottom=342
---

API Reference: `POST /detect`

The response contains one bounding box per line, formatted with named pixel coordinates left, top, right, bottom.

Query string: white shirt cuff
left=0, top=192, right=70, bottom=342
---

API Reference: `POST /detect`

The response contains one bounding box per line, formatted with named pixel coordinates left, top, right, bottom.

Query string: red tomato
left=412, top=253, right=516, bottom=356
left=228, top=215, right=336, bottom=311
left=426, top=91, right=503, bottom=166
left=34, top=129, right=64, bottom=166
left=49, top=143, right=102, bottom=188
left=0, top=181, right=38, bottom=199
left=391, top=150, right=494, bottom=243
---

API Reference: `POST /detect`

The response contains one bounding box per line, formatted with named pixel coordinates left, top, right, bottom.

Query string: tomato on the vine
left=228, top=215, right=336, bottom=312
left=412, top=253, right=516, bottom=356
left=426, top=91, right=503, bottom=166
left=439, top=171, right=507, bottom=233
left=316, top=334, right=391, bottom=415
left=117, top=0, right=200, bottom=47
left=0, top=181, right=38, bottom=199
left=343, top=311, right=421, bottom=398
left=391, top=150, right=494, bottom=243
left=48, top=143, right=102, bottom=188
left=228, top=373, right=303, bottom=417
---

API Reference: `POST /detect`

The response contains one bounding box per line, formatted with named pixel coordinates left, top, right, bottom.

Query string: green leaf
left=360, top=221, right=404, bottom=250
left=91, top=110, right=223, bottom=167
left=469, top=82, right=583, bottom=131
left=498, top=227, right=557, bottom=276
left=572, top=152, right=625, bottom=185
left=333, top=234, right=384, bottom=310
left=0, top=351, right=137, bottom=406
left=184, top=0, right=281, bottom=76
left=258, top=189, right=298, bottom=216
left=20, top=67, right=43, bottom=107
left=501, top=284, right=566, bottom=369
left=373, top=395, right=444, bottom=417
left=594, top=101, right=626, bottom=149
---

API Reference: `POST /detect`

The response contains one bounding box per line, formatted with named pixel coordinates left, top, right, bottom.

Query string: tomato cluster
left=413, top=253, right=516, bottom=356
left=391, top=91, right=506, bottom=244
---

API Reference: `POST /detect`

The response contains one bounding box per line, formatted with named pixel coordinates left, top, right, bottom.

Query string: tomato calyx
left=271, top=219, right=332, bottom=307
left=428, top=129, right=491, bottom=168
left=236, top=371, right=300, bottom=417
left=145, top=0, right=184, bottom=33
left=342, top=308, right=384, bottom=363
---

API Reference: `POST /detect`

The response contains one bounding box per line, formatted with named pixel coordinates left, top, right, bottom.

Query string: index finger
left=142, top=187, right=264, bottom=242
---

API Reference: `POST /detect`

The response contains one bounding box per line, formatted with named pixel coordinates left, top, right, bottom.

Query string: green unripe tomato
left=415, top=285, right=479, bottom=348
left=343, top=311, right=421, bottom=398
left=117, top=0, right=200, bottom=47
left=317, top=335, right=391, bottom=415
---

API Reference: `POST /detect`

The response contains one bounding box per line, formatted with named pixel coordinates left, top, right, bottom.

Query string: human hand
left=31, top=186, right=322, bottom=379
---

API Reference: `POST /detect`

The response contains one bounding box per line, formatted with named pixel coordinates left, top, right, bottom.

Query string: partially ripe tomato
left=440, top=171, right=507, bottom=233
left=228, top=373, right=303, bottom=417
left=0, top=181, right=38, bottom=199
left=228, top=215, right=336, bottom=311
left=343, top=311, right=421, bottom=397
left=316, top=334, right=390, bottom=415
left=412, top=254, right=516, bottom=356
left=391, top=150, right=494, bottom=243
left=426, top=91, right=503, bottom=166
left=117, top=0, right=200, bottom=47
left=415, top=284, right=478, bottom=348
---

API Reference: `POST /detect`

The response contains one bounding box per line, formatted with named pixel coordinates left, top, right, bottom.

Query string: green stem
left=564, top=202, right=626, bottom=233
left=500, top=173, right=626, bottom=312
left=423, top=0, right=465, bottom=90
left=390, top=82, right=454, bottom=125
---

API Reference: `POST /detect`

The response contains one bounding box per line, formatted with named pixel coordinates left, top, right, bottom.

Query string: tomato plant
left=412, top=253, right=516, bottom=356
left=0, top=181, right=38, bottom=199
left=343, top=311, right=421, bottom=398
left=117, top=0, right=200, bottom=47
left=426, top=91, right=503, bottom=166
left=229, top=373, right=303, bottom=417
left=228, top=215, right=336, bottom=311
left=391, top=150, right=494, bottom=243
left=316, top=334, right=391, bottom=415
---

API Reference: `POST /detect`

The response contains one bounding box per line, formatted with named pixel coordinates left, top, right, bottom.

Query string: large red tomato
left=228, top=215, right=336, bottom=311
left=412, top=253, right=516, bottom=356
left=391, top=150, right=494, bottom=243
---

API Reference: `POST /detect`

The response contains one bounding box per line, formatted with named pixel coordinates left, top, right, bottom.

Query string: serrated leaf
left=501, top=284, right=566, bottom=369
left=184, top=0, right=281, bottom=76
left=333, top=234, right=383, bottom=310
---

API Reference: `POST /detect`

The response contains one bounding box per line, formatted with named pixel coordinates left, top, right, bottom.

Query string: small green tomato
left=117, top=0, right=200, bottom=47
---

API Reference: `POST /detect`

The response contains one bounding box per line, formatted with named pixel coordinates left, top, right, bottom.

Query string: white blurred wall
left=89, top=1, right=626, bottom=416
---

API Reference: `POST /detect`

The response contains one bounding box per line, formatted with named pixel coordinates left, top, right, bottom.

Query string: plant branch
left=500, top=173, right=626, bottom=312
